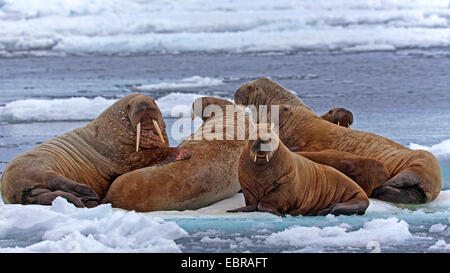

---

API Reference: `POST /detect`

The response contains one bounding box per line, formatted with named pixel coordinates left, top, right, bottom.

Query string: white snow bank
left=0, top=197, right=187, bottom=252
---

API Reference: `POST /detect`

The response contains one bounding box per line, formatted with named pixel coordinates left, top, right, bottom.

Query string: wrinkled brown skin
left=295, top=150, right=390, bottom=197
left=103, top=97, right=247, bottom=212
left=228, top=130, right=369, bottom=216
left=234, top=78, right=442, bottom=204
left=1, top=94, right=189, bottom=208
left=320, top=108, right=353, bottom=127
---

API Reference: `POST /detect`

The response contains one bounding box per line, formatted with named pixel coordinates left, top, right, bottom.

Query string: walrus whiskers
left=153, top=119, right=165, bottom=144
left=136, top=122, right=141, bottom=152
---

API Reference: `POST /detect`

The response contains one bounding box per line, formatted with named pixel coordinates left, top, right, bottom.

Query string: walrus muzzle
left=250, top=139, right=273, bottom=163
left=136, top=120, right=165, bottom=152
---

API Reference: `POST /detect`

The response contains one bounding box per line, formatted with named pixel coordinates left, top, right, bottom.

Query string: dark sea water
left=0, top=51, right=449, bottom=252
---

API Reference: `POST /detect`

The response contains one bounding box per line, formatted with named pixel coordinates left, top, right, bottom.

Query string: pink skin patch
left=176, top=149, right=191, bottom=161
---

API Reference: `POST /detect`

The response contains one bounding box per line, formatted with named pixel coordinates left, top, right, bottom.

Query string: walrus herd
left=1, top=79, right=442, bottom=216
left=1, top=94, right=190, bottom=207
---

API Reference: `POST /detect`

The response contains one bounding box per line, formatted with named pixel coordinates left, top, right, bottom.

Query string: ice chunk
left=428, top=240, right=450, bottom=251
left=266, top=218, right=416, bottom=249
left=0, top=97, right=116, bottom=123
left=429, top=223, right=447, bottom=233
left=0, top=197, right=187, bottom=252
left=409, top=139, right=450, bottom=161
left=134, top=76, right=223, bottom=91
left=0, top=92, right=231, bottom=123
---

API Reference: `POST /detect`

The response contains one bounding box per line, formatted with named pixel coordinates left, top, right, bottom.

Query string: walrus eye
left=329, top=110, right=332, bottom=114
left=283, top=107, right=288, bottom=111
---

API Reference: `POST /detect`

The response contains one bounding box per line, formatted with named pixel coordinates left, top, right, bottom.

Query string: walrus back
left=104, top=139, right=244, bottom=212
left=104, top=111, right=249, bottom=212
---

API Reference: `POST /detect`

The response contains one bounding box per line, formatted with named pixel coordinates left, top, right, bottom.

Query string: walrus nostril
left=135, top=101, right=157, bottom=114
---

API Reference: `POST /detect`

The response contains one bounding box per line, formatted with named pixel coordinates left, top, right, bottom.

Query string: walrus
left=102, top=97, right=247, bottom=212
left=234, top=78, right=442, bottom=204
left=294, top=150, right=390, bottom=197
left=1, top=94, right=190, bottom=207
left=228, top=125, right=369, bottom=216
left=320, top=108, right=353, bottom=127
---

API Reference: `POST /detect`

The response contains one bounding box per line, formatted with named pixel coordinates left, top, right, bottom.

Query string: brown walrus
left=294, top=150, right=390, bottom=197
left=234, top=78, right=442, bottom=204
left=1, top=94, right=190, bottom=208
left=102, top=97, right=247, bottom=212
left=228, top=126, right=369, bottom=216
left=320, top=108, right=353, bottom=128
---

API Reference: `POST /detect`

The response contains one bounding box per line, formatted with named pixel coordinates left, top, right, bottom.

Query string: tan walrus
left=234, top=78, right=442, bottom=204
left=295, top=150, right=390, bottom=197
left=1, top=94, right=190, bottom=207
left=102, top=97, right=247, bottom=211
left=320, top=108, right=353, bottom=128
left=228, top=126, right=369, bottom=216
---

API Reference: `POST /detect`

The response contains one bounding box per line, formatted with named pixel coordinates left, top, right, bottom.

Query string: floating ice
left=0, top=197, right=187, bottom=252
left=266, top=218, right=416, bottom=250
left=134, top=76, right=223, bottom=91
left=0, top=97, right=116, bottom=123
left=428, top=240, right=450, bottom=251
left=409, top=139, right=450, bottom=161
left=0, top=91, right=230, bottom=123
left=1, top=0, right=450, bottom=56
left=429, top=223, right=447, bottom=233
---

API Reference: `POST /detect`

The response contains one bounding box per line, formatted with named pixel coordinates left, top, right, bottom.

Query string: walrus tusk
left=253, top=155, right=257, bottom=162
left=337, top=121, right=340, bottom=126
left=266, top=155, right=269, bottom=162
left=136, top=122, right=141, bottom=152
left=152, top=119, right=165, bottom=144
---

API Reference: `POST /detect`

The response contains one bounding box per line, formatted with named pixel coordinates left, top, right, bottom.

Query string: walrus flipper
left=371, top=171, right=426, bottom=204
left=257, top=202, right=286, bottom=217
left=317, top=193, right=369, bottom=216
left=22, top=176, right=99, bottom=208
left=227, top=203, right=258, bottom=213
left=23, top=188, right=85, bottom=207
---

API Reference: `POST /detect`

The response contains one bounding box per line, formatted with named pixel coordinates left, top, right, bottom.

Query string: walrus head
left=191, top=97, right=234, bottom=122
left=320, top=108, right=353, bottom=128
left=246, top=123, right=280, bottom=166
left=89, top=94, right=169, bottom=156
left=125, top=95, right=168, bottom=151
left=234, top=78, right=312, bottom=111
